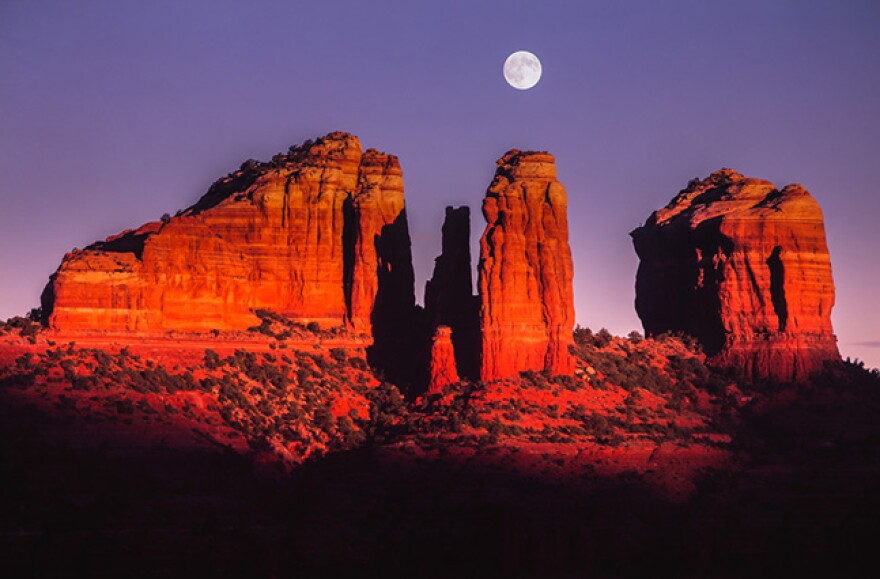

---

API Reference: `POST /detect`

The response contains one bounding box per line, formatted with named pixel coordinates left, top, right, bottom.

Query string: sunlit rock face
left=478, top=150, right=576, bottom=382
left=43, top=132, right=414, bottom=336
left=631, top=169, right=839, bottom=382
left=428, top=325, right=460, bottom=394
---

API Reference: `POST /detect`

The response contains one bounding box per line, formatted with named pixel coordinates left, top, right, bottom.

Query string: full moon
left=503, top=50, right=542, bottom=90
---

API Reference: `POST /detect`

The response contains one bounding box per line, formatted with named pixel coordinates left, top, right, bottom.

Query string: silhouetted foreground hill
left=1, top=320, right=878, bottom=577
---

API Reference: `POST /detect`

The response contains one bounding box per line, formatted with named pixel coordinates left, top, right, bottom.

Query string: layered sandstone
left=478, top=150, right=576, bottom=382
left=428, top=326, right=460, bottom=393
left=631, top=169, right=839, bottom=382
left=347, top=148, right=414, bottom=335
left=43, top=132, right=414, bottom=335
left=424, top=206, right=480, bottom=380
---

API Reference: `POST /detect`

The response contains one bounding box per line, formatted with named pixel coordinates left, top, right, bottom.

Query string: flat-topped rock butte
left=631, top=168, right=840, bottom=382
left=43, top=133, right=412, bottom=335
left=478, top=150, right=576, bottom=382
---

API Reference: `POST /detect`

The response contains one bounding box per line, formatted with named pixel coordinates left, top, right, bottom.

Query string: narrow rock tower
left=428, top=326, right=460, bottom=393
left=478, top=150, right=576, bottom=382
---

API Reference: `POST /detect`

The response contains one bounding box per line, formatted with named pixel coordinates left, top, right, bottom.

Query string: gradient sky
left=1, top=0, right=878, bottom=368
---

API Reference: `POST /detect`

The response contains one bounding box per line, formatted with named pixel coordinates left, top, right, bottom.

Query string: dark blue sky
left=2, top=0, right=878, bottom=367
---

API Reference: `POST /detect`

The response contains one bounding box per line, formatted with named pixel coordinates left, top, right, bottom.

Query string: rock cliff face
left=631, top=169, right=839, bottom=382
left=43, top=132, right=414, bottom=336
left=424, top=206, right=480, bottom=380
left=428, top=326, right=459, bottom=393
left=346, top=148, right=415, bottom=336
left=478, top=150, right=576, bottom=382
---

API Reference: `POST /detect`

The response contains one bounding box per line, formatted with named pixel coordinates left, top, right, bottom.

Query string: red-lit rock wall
left=44, top=132, right=414, bottom=335
left=478, top=150, right=576, bottom=382
left=631, top=169, right=839, bottom=382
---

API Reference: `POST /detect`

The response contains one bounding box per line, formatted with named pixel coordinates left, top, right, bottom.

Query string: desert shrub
left=594, top=328, right=613, bottom=348
left=656, top=330, right=701, bottom=352
left=311, top=354, right=329, bottom=371
left=335, top=415, right=366, bottom=449
left=313, top=404, right=336, bottom=435
left=204, top=349, right=221, bottom=369
left=573, top=325, right=593, bottom=346
left=552, top=374, right=579, bottom=390
left=366, top=383, right=409, bottom=440
left=349, top=356, right=368, bottom=371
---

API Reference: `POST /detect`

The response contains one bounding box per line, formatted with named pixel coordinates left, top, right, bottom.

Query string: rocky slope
left=631, top=169, right=839, bottom=382
left=42, top=133, right=413, bottom=337
left=478, top=150, right=576, bottom=382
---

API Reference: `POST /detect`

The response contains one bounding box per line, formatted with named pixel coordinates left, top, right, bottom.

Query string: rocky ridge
left=43, top=133, right=413, bottom=338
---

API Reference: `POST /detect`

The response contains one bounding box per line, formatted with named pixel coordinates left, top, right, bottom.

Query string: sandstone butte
left=42, top=132, right=415, bottom=336
left=428, top=325, right=460, bottom=394
left=478, top=150, right=576, bottom=382
left=631, top=168, right=839, bottom=382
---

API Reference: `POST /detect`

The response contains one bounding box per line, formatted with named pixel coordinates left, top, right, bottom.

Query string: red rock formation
left=631, top=169, right=839, bottom=382
left=478, top=150, right=576, bottom=382
left=43, top=132, right=414, bottom=336
left=424, top=206, right=480, bottom=379
left=428, top=326, right=459, bottom=393
left=346, top=148, right=413, bottom=334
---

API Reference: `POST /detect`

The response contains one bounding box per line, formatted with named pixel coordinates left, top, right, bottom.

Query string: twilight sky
left=1, top=0, right=878, bottom=368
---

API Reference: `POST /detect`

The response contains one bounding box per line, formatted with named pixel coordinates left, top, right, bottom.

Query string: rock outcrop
left=631, top=169, right=839, bottom=382
left=43, top=132, right=415, bottom=336
left=346, top=149, right=414, bottom=335
left=478, top=150, right=576, bottom=382
left=428, top=326, right=459, bottom=393
left=424, top=206, right=480, bottom=380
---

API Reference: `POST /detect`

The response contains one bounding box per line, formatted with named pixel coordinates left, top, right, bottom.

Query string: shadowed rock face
left=43, top=132, right=414, bottom=336
left=424, top=206, right=480, bottom=380
left=478, top=150, right=576, bottom=382
left=631, top=169, right=839, bottom=382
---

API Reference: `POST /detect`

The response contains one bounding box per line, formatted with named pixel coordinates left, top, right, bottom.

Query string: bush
left=573, top=325, right=593, bottom=346
left=594, top=328, right=613, bottom=348
left=204, top=349, right=221, bottom=369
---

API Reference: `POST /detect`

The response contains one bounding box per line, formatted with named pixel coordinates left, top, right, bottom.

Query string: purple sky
left=1, top=0, right=878, bottom=368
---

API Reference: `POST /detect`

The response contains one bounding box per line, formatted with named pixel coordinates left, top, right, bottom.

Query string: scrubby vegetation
left=2, top=325, right=877, bottom=469
left=247, top=309, right=350, bottom=341
left=0, top=341, right=386, bottom=463
left=0, top=308, right=43, bottom=343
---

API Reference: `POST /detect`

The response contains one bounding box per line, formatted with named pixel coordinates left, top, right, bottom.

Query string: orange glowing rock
left=428, top=326, right=460, bottom=394
left=478, top=150, right=576, bottom=382
left=631, top=169, right=840, bottom=382
left=42, top=132, right=414, bottom=335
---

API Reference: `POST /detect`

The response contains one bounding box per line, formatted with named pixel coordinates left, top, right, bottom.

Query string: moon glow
left=503, top=51, right=542, bottom=90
